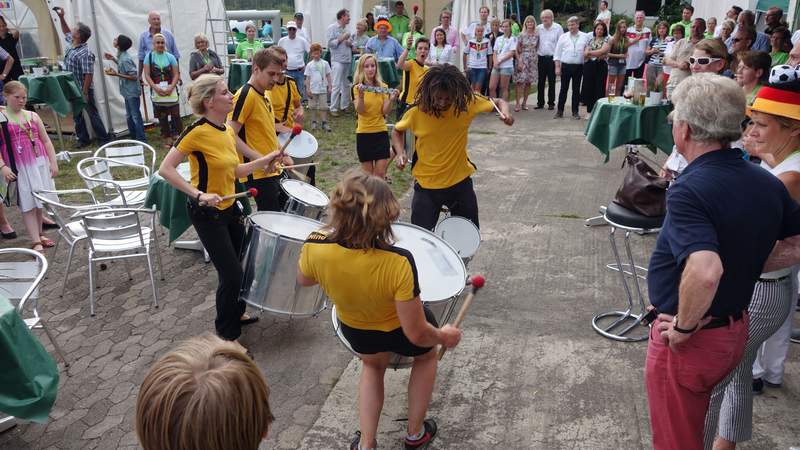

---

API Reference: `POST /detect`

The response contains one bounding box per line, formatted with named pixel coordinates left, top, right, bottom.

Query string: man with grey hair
left=535, top=9, right=562, bottom=110
left=138, top=10, right=180, bottom=79
left=645, top=73, right=800, bottom=449
left=327, top=8, right=354, bottom=116
left=53, top=7, right=109, bottom=147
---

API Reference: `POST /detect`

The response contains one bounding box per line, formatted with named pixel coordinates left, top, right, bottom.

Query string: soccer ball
left=770, top=64, right=797, bottom=84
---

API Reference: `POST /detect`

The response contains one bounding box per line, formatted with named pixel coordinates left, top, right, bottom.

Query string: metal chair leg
left=146, top=254, right=159, bottom=309
left=39, top=321, right=69, bottom=368
left=150, top=219, right=165, bottom=280
left=61, top=242, right=77, bottom=297
left=88, top=256, right=96, bottom=316
left=122, top=258, right=133, bottom=281
left=623, top=231, right=648, bottom=313
left=52, top=234, right=62, bottom=261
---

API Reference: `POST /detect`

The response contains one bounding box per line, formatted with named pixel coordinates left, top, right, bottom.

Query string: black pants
left=245, top=175, right=287, bottom=212
left=188, top=201, right=246, bottom=341
left=557, top=63, right=583, bottom=115
left=581, top=59, right=608, bottom=113
left=537, top=55, right=556, bottom=107
left=74, top=88, right=110, bottom=146
left=411, top=177, right=479, bottom=231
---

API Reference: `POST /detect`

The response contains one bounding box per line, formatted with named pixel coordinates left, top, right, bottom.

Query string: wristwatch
left=672, top=316, right=697, bottom=334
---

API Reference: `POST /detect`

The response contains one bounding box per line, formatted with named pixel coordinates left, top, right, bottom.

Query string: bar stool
left=592, top=202, right=663, bottom=342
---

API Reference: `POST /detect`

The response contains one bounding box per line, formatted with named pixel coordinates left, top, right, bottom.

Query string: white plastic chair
left=76, top=157, right=149, bottom=207
left=79, top=207, right=163, bottom=316
left=93, top=140, right=156, bottom=190
left=33, top=189, right=110, bottom=298
left=77, top=207, right=163, bottom=316
left=0, top=248, right=69, bottom=366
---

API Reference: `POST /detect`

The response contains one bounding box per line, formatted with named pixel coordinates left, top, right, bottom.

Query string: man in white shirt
left=293, top=13, right=310, bottom=43
left=626, top=10, right=651, bottom=80
left=278, top=21, right=310, bottom=101
left=554, top=16, right=588, bottom=119
left=535, top=9, right=563, bottom=110
left=461, top=6, right=490, bottom=45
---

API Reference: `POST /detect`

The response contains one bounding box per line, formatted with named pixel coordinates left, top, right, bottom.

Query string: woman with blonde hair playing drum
left=352, top=54, right=398, bottom=179
left=297, top=169, right=462, bottom=450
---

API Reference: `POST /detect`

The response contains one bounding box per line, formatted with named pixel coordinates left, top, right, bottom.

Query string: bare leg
left=357, top=352, right=390, bottom=449
left=374, top=158, right=390, bottom=179
left=407, top=349, right=438, bottom=436
left=615, top=75, right=625, bottom=95
left=360, top=161, right=374, bottom=175
left=320, top=109, right=328, bottom=123
left=500, top=75, right=511, bottom=101
left=523, top=83, right=531, bottom=107
left=488, top=71, right=499, bottom=98
left=0, top=204, right=14, bottom=233
left=514, top=82, right=523, bottom=109
left=713, top=437, right=736, bottom=450
left=21, top=209, right=41, bottom=244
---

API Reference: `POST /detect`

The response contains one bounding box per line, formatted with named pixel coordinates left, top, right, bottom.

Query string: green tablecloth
left=228, top=62, right=252, bottom=92
left=348, top=56, right=400, bottom=88
left=584, top=98, right=674, bottom=162
left=0, top=297, right=59, bottom=423
left=19, top=71, right=86, bottom=117
left=145, top=163, right=251, bottom=243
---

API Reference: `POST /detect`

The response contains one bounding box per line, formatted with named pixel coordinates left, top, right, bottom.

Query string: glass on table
left=607, top=80, right=616, bottom=103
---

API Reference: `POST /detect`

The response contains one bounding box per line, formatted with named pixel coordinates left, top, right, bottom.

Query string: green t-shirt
left=771, top=52, right=789, bottom=66
left=389, top=14, right=410, bottom=41
left=670, top=20, right=692, bottom=36
left=236, top=40, right=263, bottom=59
left=401, top=31, right=425, bottom=59
left=511, top=22, right=521, bottom=37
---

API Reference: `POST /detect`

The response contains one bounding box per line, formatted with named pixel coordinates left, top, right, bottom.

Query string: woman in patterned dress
left=514, top=15, right=539, bottom=111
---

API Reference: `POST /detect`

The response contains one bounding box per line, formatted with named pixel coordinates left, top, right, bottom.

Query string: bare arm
left=54, top=8, right=71, bottom=35
left=1, top=55, right=13, bottom=78
left=391, top=126, right=406, bottom=169
left=763, top=235, right=800, bottom=273
left=33, top=112, right=57, bottom=177
left=396, top=298, right=462, bottom=348
left=81, top=74, right=93, bottom=96
left=143, top=64, right=155, bottom=88
left=676, top=250, right=723, bottom=330
left=397, top=45, right=412, bottom=70
left=354, top=85, right=366, bottom=114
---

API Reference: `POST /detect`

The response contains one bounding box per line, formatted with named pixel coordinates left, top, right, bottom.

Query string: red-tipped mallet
left=278, top=124, right=303, bottom=154
left=412, top=4, right=419, bottom=15
left=437, top=274, right=486, bottom=360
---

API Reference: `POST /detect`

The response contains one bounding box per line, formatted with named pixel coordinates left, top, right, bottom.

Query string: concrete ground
left=1, top=102, right=798, bottom=450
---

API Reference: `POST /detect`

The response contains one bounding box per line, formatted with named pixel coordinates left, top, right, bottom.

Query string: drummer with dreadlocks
left=391, top=64, right=514, bottom=230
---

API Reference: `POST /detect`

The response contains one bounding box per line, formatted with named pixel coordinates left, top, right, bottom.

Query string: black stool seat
left=605, top=202, right=664, bottom=230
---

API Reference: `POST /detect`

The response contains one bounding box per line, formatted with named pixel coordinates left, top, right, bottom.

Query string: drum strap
left=281, top=79, right=293, bottom=123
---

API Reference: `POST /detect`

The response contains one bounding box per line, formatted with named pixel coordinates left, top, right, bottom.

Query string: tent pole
left=88, top=0, right=115, bottom=137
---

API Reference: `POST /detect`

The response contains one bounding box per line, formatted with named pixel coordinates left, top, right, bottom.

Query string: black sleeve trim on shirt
left=385, top=245, right=421, bottom=298
left=281, top=79, right=295, bottom=123
left=231, top=84, right=250, bottom=122
left=173, top=117, right=208, bottom=148
left=399, top=67, right=412, bottom=105
left=193, top=151, right=209, bottom=193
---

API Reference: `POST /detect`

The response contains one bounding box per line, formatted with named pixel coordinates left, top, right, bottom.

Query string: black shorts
left=356, top=131, right=391, bottom=163
left=340, top=306, right=439, bottom=356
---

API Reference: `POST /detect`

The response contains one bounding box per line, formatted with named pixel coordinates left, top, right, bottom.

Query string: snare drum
left=434, top=216, right=481, bottom=265
left=279, top=130, right=318, bottom=174
left=240, top=212, right=327, bottom=317
left=280, top=178, right=329, bottom=220
left=331, top=222, right=467, bottom=369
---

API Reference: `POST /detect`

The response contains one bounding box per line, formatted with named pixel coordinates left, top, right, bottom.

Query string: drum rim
left=279, top=130, right=318, bottom=158
left=279, top=178, right=330, bottom=207
left=248, top=211, right=325, bottom=242
left=433, top=216, right=481, bottom=257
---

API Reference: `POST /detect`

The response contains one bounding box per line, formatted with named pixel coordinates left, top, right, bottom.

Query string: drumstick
left=199, top=188, right=257, bottom=206
left=437, top=274, right=486, bottom=361
left=489, top=98, right=507, bottom=121
left=278, top=124, right=303, bottom=154
left=279, top=162, right=319, bottom=170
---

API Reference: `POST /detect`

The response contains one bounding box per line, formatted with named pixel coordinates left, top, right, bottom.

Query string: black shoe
left=553, top=111, right=563, bottom=119
left=42, top=222, right=60, bottom=230
left=548, top=105, right=555, bottom=110
left=405, top=418, right=437, bottom=449
left=533, top=105, right=544, bottom=110
left=571, top=114, right=581, bottom=120
left=349, top=430, right=362, bottom=450
left=763, top=380, right=782, bottom=388
left=752, top=378, right=764, bottom=395
left=240, top=315, right=259, bottom=325
left=1, top=229, right=17, bottom=239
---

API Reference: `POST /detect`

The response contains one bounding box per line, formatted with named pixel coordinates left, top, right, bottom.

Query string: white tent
left=2, top=0, right=227, bottom=136
left=294, top=0, right=363, bottom=46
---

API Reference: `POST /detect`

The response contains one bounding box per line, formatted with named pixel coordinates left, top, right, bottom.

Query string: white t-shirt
left=493, top=35, right=517, bottom=69
left=426, top=44, right=455, bottom=65
left=596, top=9, right=611, bottom=23
left=462, top=21, right=488, bottom=41
left=278, top=36, right=310, bottom=70
left=463, top=38, right=492, bottom=69
left=536, top=23, right=564, bottom=56
left=793, top=30, right=800, bottom=45
left=625, top=26, right=652, bottom=70
left=553, top=32, right=589, bottom=65
left=304, top=58, right=332, bottom=94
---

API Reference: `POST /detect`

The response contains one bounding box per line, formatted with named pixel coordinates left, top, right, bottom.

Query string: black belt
left=702, top=310, right=745, bottom=330
left=758, top=275, right=791, bottom=283
left=539, top=55, right=554, bottom=59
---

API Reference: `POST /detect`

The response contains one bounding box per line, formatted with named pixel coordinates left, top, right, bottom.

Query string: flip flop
left=40, top=236, right=56, bottom=248
left=522, top=105, right=529, bottom=111
left=514, top=106, right=521, bottom=112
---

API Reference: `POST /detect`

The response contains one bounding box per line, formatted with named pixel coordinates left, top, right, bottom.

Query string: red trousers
left=645, top=315, right=748, bottom=450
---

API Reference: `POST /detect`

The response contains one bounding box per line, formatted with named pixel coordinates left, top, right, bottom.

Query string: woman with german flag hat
left=703, top=67, right=800, bottom=450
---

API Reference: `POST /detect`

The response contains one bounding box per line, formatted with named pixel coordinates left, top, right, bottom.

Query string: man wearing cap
left=294, top=12, right=310, bottom=43
left=278, top=21, right=310, bottom=101
left=388, top=1, right=410, bottom=42
left=327, top=8, right=354, bottom=115
left=365, top=17, right=404, bottom=62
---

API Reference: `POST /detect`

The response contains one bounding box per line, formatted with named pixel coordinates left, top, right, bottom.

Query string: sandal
left=240, top=313, right=259, bottom=325
left=522, top=105, right=529, bottom=111
left=514, top=106, right=521, bottom=112
left=31, top=242, right=44, bottom=254
left=40, top=236, right=56, bottom=248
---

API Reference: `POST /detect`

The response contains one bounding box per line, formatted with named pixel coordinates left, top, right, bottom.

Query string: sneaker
left=548, top=105, right=555, bottom=110
left=330, top=110, right=340, bottom=117
left=404, top=418, right=438, bottom=449
left=553, top=111, right=564, bottom=119
left=349, top=431, right=361, bottom=450
left=764, top=380, right=782, bottom=388
left=310, top=121, right=317, bottom=131
left=752, top=378, right=764, bottom=395
left=323, top=122, right=332, bottom=132
left=533, top=105, right=544, bottom=110
left=571, top=114, right=581, bottom=120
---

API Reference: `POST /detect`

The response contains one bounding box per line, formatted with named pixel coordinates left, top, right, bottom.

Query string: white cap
left=287, top=21, right=297, bottom=29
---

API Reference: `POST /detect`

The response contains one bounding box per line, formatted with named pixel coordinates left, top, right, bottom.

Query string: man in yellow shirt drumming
left=227, top=48, right=291, bottom=211
left=392, top=64, right=513, bottom=230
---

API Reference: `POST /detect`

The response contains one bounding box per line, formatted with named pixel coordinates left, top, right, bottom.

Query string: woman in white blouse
left=426, top=27, right=455, bottom=66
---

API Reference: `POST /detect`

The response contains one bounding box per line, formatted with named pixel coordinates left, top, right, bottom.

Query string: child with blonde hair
left=304, top=43, right=332, bottom=131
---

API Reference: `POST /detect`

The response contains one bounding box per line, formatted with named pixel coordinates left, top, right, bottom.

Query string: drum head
left=434, top=216, right=481, bottom=259
left=391, top=222, right=466, bottom=303
left=280, top=179, right=329, bottom=207
left=279, top=130, right=318, bottom=159
left=249, top=211, right=324, bottom=241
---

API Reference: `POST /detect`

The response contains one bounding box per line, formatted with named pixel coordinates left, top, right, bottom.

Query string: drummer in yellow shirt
left=392, top=64, right=514, bottom=230
left=297, top=169, right=462, bottom=450
left=159, top=74, right=283, bottom=344
left=227, top=48, right=292, bottom=211
left=268, top=46, right=304, bottom=132
left=396, top=36, right=429, bottom=121
left=352, top=53, right=399, bottom=179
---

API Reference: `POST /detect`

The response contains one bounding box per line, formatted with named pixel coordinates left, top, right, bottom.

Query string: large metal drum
left=279, top=130, right=318, bottom=175
left=331, top=222, right=467, bottom=369
left=280, top=178, right=329, bottom=220
left=240, top=212, right=326, bottom=317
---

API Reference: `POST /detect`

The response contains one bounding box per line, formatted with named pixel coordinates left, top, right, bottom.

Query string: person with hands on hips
left=159, top=74, right=284, bottom=348
left=643, top=73, right=800, bottom=450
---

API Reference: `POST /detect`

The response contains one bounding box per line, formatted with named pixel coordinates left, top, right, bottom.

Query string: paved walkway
left=0, top=106, right=797, bottom=449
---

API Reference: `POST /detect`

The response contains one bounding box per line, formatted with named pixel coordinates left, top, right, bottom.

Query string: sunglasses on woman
left=689, top=56, right=721, bottom=65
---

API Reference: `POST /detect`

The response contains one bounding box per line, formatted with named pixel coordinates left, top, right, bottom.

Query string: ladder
left=205, top=0, right=232, bottom=72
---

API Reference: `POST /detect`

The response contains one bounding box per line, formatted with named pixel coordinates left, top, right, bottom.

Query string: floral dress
left=514, top=32, right=538, bottom=84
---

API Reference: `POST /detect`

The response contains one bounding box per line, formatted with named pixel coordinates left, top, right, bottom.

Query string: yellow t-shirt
left=351, top=84, right=389, bottom=133
left=395, top=94, right=494, bottom=189
left=228, top=83, right=281, bottom=181
left=175, top=118, right=239, bottom=210
left=299, top=231, right=420, bottom=331
left=270, top=76, right=300, bottom=126
left=399, top=59, right=427, bottom=105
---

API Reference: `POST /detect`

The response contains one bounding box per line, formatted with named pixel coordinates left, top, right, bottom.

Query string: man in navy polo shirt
left=644, top=73, right=800, bottom=450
